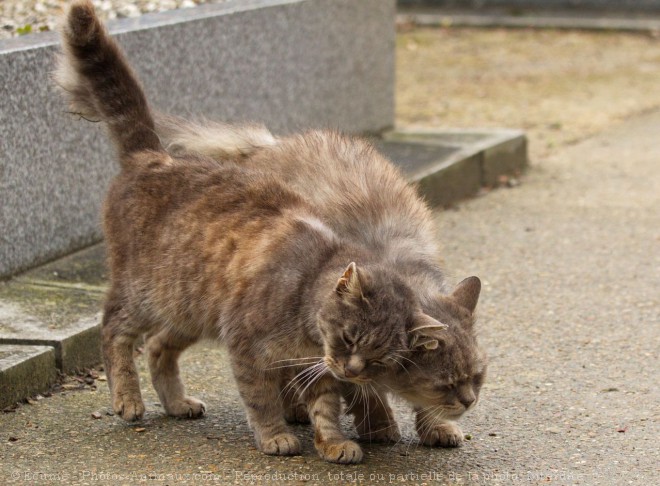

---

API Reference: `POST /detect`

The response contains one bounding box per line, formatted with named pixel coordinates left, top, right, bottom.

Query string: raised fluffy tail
left=55, top=0, right=161, bottom=162
left=154, top=113, right=278, bottom=160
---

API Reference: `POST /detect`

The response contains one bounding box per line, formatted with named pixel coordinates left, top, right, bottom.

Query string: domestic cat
left=55, top=0, right=486, bottom=463
left=157, top=117, right=488, bottom=448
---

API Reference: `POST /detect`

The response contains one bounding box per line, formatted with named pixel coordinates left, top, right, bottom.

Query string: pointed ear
left=451, top=276, right=481, bottom=313
left=408, top=312, right=448, bottom=349
left=335, top=262, right=363, bottom=298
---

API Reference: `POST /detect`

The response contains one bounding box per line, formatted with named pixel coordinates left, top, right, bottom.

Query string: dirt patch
left=396, top=27, right=660, bottom=161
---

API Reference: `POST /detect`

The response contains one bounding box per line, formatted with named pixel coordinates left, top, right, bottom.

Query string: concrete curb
left=382, top=128, right=527, bottom=206
left=0, top=128, right=527, bottom=408
left=0, top=243, right=107, bottom=408
left=0, top=345, right=57, bottom=409
left=398, top=10, right=660, bottom=32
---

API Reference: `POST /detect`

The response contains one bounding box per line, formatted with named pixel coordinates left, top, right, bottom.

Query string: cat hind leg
left=102, top=302, right=145, bottom=421
left=145, top=329, right=205, bottom=418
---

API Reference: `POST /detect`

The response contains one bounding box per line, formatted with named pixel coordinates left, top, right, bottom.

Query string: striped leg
left=230, top=355, right=300, bottom=456
left=305, top=376, right=363, bottom=464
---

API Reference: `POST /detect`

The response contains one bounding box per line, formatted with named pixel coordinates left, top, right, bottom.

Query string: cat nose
left=344, top=363, right=362, bottom=378
left=459, top=396, right=475, bottom=408
left=344, top=366, right=360, bottom=378
left=344, top=356, right=364, bottom=378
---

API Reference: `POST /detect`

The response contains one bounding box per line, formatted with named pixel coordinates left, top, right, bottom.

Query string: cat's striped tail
left=55, top=0, right=162, bottom=165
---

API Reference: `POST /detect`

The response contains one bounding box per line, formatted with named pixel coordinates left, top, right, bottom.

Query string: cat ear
left=335, top=262, right=363, bottom=298
left=419, top=339, right=439, bottom=350
left=408, top=312, right=448, bottom=349
left=451, top=276, right=481, bottom=313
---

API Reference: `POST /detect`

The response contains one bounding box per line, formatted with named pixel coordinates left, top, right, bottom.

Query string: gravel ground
left=397, top=27, right=660, bottom=160
left=0, top=0, right=227, bottom=39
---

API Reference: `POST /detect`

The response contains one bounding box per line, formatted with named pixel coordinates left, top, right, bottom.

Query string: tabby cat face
left=317, top=263, right=413, bottom=384
left=318, top=267, right=486, bottom=420
left=386, top=277, right=487, bottom=420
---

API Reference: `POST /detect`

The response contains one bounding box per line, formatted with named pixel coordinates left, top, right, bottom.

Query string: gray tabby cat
left=56, top=0, right=486, bottom=464
left=157, top=118, right=488, bottom=449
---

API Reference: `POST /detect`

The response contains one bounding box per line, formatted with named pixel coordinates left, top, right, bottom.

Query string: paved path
left=1, top=111, right=658, bottom=485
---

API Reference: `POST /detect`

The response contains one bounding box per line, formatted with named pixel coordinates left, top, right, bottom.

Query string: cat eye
left=369, top=360, right=387, bottom=367
left=342, top=330, right=355, bottom=346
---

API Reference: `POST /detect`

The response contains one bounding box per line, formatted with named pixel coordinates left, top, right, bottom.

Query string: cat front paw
left=418, top=422, right=464, bottom=448
left=165, top=396, right=206, bottom=419
left=316, top=439, right=363, bottom=464
left=113, top=393, right=145, bottom=421
left=259, top=432, right=301, bottom=456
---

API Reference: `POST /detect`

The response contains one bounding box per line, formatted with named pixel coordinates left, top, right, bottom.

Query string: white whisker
left=298, top=365, right=328, bottom=399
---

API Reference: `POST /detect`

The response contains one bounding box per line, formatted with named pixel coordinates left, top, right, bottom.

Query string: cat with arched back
left=55, top=0, right=487, bottom=463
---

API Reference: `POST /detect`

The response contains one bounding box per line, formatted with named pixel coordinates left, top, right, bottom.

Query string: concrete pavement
left=1, top=109, right=658, bottom=484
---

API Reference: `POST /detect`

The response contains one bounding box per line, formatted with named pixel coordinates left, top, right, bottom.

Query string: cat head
left=385, top=276, right=487, bottom=421
left=317, top=262, right=416, bottom=384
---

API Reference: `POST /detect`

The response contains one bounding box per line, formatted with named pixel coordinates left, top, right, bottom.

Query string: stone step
left=0, top=244, right=106, bottom=407
left=0, top=345, right=57, bottom=409
left=379, top=128, right=526, bottom=207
